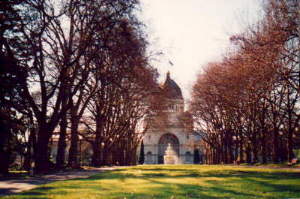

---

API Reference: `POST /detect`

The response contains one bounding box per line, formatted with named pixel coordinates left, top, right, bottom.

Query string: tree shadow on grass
left=144, top=177, right=257, bottom=199
left=4, top=167, right=300, bottom=199
left=0, top=188, right=19, bottom=196
left=2, top=186, right=53, bottom=199
left=240, top=175, right=300, bottom=193
left=85, top=168, right=300, bottom=198
left=85, top=168, right=300, bottom=180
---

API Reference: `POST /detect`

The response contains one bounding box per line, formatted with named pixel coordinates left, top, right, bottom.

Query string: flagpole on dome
left=166, top=71, right=170, bottom=79
left=167, top=60, right=173, bottom=79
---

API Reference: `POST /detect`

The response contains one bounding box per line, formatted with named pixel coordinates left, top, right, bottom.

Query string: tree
left=1, top=0, right=162, bottom=172
left=138, top=140, right=145, bottom=164
left=0, top=0, right=29, bottom=175
left=3, top=0, right=146, bottom=173
left=190, top=0, right=300, bottom=164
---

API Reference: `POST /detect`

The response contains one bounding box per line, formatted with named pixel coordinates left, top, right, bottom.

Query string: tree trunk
left=261, top=131, right=267, bottom=164
left=23, top=127, right=36, bottom=171
left=91, top=115, right=104, bottom=166
left=35, top=126, right=51, bottom=174
left=287, top=127, right=294, bottom=162
left=246, top=145, right=252, bottom=163
left=56, top=114, right=67, bottom=169
left=68, top=117, right=79, bottom=168
left=92, top=142, right=102, bottom=166
left=228, top=135, right=234, bottom=163
left=272, top=127, right=279, bottom=163
left=92, top=125, right=102, bottom=166
left=252, top=135, right=258, bottom=163
left=138, top=140, right=144, bottom=164
left=0, top=151, right=9, bottom=175
left=239, top=135, right=244, bottom=163
left=0, top=129, right=10, bottom=175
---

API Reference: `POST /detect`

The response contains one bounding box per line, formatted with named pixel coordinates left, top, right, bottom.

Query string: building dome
left=161, top=72, right=183, bottom=99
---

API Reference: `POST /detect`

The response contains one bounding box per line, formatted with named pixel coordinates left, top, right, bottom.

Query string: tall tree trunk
left=23, top=127, right=36, bottom=171
left=0, top=151, right=10, bottom=176
left=92, top=142, right=102, bottom=166
left=223, top=134, right=228, bottom=164
left=35, top=126, right=51, bottom=174
left=234, top=137, right=238, bottom=162
left=261, top=136, right=267, bottom=164
left=138, top=140, right=144, bottom=164
left=56, top=114, right=67, bottom=169
left=252, top=135, right=258, bottom=163
left=287, top=127, right=294, bottom=162
left=272, top=125, right=279, bottom=163
left=246, top=145, right=252, bottom=163
left=92, top=122, right=102, bottom=166
left=239, top=136, right=244, bottom=163
left=287, top=88, right=294, bottom=162
left=0, top=128, right=10, bottom=175
left=261, top=129, right=267, bottom=163
left=68, top=116, right=80, bottom=168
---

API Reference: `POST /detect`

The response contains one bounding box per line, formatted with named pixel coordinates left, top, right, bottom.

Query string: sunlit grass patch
left=3, top=165, right=300, bottom=199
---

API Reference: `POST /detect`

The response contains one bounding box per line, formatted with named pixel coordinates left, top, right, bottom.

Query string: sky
left=139, top=0, right=263, bottom=101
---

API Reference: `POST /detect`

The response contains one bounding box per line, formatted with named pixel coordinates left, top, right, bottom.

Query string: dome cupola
left=161, top=72, right=183, bottom=100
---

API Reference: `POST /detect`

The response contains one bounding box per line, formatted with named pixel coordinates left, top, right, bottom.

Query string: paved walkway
left=0, top=167, right=117, bottom=196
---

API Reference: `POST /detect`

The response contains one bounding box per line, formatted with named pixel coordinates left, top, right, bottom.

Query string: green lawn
left=3, top=165, right=300, bottom=199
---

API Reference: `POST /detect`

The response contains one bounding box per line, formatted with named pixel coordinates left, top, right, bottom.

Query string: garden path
left=0, top=167, right=119, bottom=196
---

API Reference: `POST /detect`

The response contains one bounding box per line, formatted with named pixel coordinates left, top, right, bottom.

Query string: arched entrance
left=158, top=133, right=179, bottom=164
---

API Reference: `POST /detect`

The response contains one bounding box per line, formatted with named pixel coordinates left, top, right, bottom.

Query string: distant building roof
left=161, top=72, right=183, bottom=100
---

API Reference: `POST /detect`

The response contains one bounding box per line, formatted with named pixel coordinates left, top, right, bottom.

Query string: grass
left=3, top=165, right=300, bottom=199
left=240, top=162, right=300, bottom=168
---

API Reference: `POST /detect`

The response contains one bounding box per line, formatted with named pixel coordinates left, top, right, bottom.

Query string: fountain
left=164, top=143, right=178, bottom=164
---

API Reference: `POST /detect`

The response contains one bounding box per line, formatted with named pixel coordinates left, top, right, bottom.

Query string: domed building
left=143, top=72, right=200, bottom=164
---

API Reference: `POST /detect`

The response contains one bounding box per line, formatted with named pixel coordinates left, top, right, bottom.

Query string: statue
left=164, top=143, right=178, bottom=164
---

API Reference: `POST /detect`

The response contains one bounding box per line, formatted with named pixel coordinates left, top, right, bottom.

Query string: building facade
left=143, top=72, right=198, bottom=164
